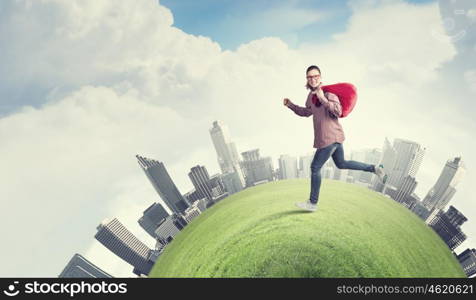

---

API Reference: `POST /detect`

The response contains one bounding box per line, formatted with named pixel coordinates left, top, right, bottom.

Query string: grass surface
left=149, top=179, right=466, bottom=278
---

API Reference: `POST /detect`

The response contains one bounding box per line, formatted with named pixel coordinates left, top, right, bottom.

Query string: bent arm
left=320, top=92, right=342, bottom=118
left=287, top=98, right=312, bottom=117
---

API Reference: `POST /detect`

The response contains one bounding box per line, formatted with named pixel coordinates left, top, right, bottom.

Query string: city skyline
left=1, top=0, right=474, bottom=278
left=63, top=118, right=473, bottom=278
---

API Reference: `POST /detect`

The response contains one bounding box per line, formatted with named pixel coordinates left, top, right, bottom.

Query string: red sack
left=321, top=83, right=357, bottom=118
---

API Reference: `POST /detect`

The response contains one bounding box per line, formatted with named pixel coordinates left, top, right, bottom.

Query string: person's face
left=306, top=69, right=321, bottom=89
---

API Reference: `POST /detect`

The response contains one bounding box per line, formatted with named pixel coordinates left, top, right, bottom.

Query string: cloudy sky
left=0, top=0, right=475, bottom=277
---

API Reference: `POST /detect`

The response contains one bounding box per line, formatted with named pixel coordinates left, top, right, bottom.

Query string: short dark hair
left=306, top=65, right=321, bottom=74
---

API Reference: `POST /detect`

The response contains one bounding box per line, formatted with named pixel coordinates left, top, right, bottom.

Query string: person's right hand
left=283, top=98, right=291, bottom=106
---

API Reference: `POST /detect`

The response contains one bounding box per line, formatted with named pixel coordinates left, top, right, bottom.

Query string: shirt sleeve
left=320, top=92, right=342, bottom=118
left=287, top=97, right=312, bottom=117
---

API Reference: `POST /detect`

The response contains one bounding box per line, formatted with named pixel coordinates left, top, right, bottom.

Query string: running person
left=283, top=65, right=387, bottom=212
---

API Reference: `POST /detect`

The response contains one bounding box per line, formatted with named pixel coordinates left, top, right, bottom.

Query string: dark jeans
left=310, top=142, right=375, bottom=204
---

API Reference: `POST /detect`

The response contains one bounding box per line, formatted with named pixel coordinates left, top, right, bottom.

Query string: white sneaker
left=374, top=164, right=388, bottom=184
left=295, top=201, right=317, bottom=212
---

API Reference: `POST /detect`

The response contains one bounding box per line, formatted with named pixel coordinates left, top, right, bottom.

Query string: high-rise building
left=209, top=174, right=227, bottom=199
left=393, top=175, right=417, bottom=203
left=371, top=137, right=397, bottom=192
left=445, top=206, right=468, bottom=226
left=457, top=249, right=476, bottom=277
left=138, top=202, right=169, bottom=238
left=298, top=153, right=314, bottom=179
left=427, top=206, right=467, bottom=251
left=411, top=201, right=431, bottom=221
left=183, top=189, right=204, bottom=204
left=136, top=155, right=190, bottom=215
left=209, top=121, right=246, bottom=190
left=358, top=148, right=382, bottom=184
left=188, top=165, right=214, bottom=201
left=386, top=138, right=425, bottom=189
left=154, top=215, right=182, bottom=244
left=278, top=155, right=298, bottom=179
left=221, top=171, right=245, bottom=195
left=423, top=157, right=465, bottom=212
left=59, top=254, right=112, bottom=278
left=183, top=200, right=206, bottom=223
left=240, top=149, right=274, bottom=186
left=210, top=121, right=245, bottom=172
left=401, top=193, right=420, bottom=210
left=95, top=218, right=154, bottom=276
left=349, top=150, right=367, bottom=182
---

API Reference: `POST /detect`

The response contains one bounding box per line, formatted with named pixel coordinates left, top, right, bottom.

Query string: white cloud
left=464, top=69, right=476, bottom=93
left=0, top=0, right=474, bottom=277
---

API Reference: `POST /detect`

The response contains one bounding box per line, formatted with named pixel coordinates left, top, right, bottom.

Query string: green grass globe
left=149, top=179, right=466, bottom=278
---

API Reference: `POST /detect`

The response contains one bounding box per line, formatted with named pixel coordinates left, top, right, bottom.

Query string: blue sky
left=160, top=0, right=436, bottom=50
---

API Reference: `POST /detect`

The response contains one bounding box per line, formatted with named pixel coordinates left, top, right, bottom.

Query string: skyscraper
left=393, top=175, right=418, bottom=203
left=349, top=150, right=367, bottom=182
left=386, top=138, right=425, bottom=189
left=95, top=218, right=154, bottom=276
left=188, top=165, right=214, bottom=201
left=371, top=137, right=397, bottom=192
left=423, top=157, right=465, bottom=212
left=427, top=206, right=467, bottom=251
left=136, top=155, right=189, bottom=215
left=209, top=174, right=227, bottom=199
left=457, top=248, right=476, bottom=277
left=298, top=153, right=314, bottom=178
left=138, top=202, right=169, bottom=238
left=154, top=215, right=182, bottom=244
left=210, top=121, right=245, bottom=180
left=358, top=148, right=382, bottom=184
left=240, top=149, right=274, bottom=186
left=278, top=155, right=298, bottom=180
left=59, top=254, right=112, bottom=278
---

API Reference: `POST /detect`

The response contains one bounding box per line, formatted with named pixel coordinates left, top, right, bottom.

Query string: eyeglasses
left=306, top=75, right=321, bottom=80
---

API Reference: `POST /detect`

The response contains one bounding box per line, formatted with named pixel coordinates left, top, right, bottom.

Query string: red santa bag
left=321, top=83, right=357, bottom=118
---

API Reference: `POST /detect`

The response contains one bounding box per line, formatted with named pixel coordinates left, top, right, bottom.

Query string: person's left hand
left=311, top=83, right=325, bottom=100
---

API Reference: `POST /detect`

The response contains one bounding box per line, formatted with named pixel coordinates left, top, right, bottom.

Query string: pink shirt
left=287, top=91, right=345, bottom=149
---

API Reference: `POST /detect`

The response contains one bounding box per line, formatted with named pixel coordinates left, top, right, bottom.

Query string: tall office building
left=154, top=215, right=182, bottom=244
left=386, top=138, right=425, bottom=189
left=278, top=155, right=298, bottom=180
left=359, top=148, right=382, bottom=184
left=188, top=165, right=214, bottom=201
left=209, top=121, right=245, bottom=175
left=411, top=200, right=432, bottom=221
left=95, top=218, right=154, bottom=276
left=136, top=155, right=190, bottom=215
left=401, top=193, right=420, bottom=210
left=445, top=205, right=468, bottom=226
left=427, top=206, right=467, bottom=251
left=209, top=174, right=227, bottom=198
left=59, top=254, right=112, bottom=278
left=349, top=150, right=367, bottom=182
left=393, top=175, right=418, bottom=203
left=221, top=171, right=245, bottom=195
left=423, top=157, right=465, bottom=212
left=138, top=202, right=169, bottom=238
left=240, top=149, right=274, bottom=186
left=183, top=189, right=204, bottom=204
left=457, top=249, right=476, bottom=277
left=298, top=153, right=314, bottom=179
left=371, top=138, right=398, bottom=192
